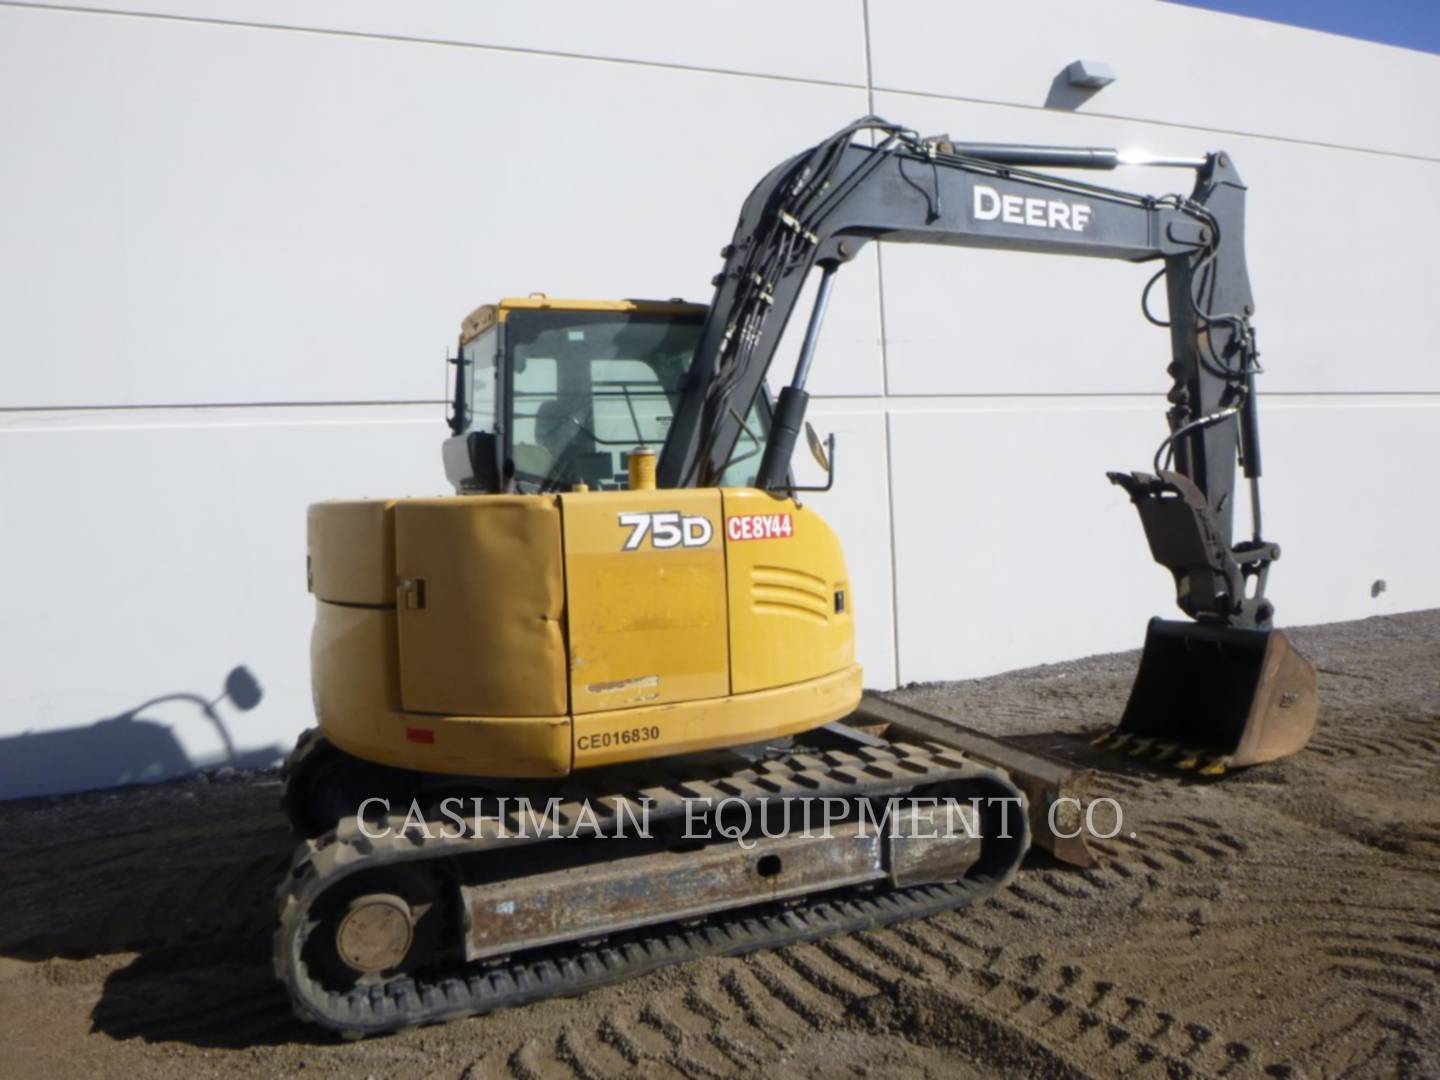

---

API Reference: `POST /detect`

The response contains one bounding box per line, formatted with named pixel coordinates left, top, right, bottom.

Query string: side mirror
left=805, top=421, right=831, bottom=474
left=777, top=421, right=834, bottom=493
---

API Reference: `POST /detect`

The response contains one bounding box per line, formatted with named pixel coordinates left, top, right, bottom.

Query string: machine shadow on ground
left=0, top=770, right=316, bottom=1048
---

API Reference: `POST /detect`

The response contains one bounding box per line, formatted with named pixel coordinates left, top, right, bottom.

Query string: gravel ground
left=1, top=610, right=1437, bottom=1079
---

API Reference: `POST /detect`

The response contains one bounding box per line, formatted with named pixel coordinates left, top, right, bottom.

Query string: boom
left=658, top=118, right=1274, bottom=629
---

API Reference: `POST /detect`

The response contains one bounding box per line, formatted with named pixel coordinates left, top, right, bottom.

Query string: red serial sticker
left=726, top=513, right=794, bottom=541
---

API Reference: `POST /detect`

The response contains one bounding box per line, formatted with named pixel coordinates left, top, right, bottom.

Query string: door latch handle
left=401, top=577, right=427, bottom=610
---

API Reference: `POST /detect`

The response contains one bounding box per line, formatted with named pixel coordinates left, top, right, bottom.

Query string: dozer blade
left=1115, top=618, right=1317, bottom=769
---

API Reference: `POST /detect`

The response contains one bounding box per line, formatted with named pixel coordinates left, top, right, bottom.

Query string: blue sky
left=1172, top=0, right=1440, bottom=55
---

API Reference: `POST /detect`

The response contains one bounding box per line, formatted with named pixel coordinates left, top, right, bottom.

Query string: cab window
left=462, top=327, right=498, bottom=433
left=500, top=307, right=773, bottom=492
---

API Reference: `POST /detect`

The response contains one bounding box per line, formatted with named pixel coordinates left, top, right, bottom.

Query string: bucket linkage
left=1104, top=471, right=1318, bottom=773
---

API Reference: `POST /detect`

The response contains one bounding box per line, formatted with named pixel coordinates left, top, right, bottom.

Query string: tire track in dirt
left=424, top=795, right=1288, bottom=1080
left=1306, top=712, right=1440, bottom=761
left=885, top=922, right=1239, bottom=1078
left=893, top=817, right=1274, bottom=1079
left=1159, top=770, right=1433, bottom=1070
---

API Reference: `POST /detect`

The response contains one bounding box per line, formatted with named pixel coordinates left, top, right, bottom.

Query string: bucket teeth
left=1166, top=748, right=1230, bottom=775
left=1127, top=737, right=1157, bottom=757
left=1096, top=731, right=1230, bottom=775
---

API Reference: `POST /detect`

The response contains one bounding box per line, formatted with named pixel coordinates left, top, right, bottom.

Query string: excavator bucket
left=1109, top=618, right=1318, bottom=772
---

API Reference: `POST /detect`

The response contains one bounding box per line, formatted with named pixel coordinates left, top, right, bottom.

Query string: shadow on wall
left=0, top=666, right=286, bottom=801
left=1043, top=67, right=1105, bottom=111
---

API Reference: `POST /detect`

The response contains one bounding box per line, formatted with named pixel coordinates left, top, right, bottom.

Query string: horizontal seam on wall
left=873, top=85, right=1440, bottom=165
left=0, top=2, right=869, bottom=92
left=0, top=400, right=447, bottom=414
left=0, top=417, right=439, bottom=435
left=823, top=394, right=1440, bottom=403
left=6, top=390, right=1440, bottom=417
left=4, top=3, right=1437, bottom=163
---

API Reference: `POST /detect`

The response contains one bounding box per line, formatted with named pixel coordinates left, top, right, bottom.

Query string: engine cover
left=305, top=490, right=860, bottom=777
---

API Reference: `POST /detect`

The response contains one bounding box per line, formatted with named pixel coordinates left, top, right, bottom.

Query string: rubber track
left=274, top=739, right=1029, bottom=1038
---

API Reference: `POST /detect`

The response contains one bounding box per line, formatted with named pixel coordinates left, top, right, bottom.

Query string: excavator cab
left=443, top=297, right=771, bottom=495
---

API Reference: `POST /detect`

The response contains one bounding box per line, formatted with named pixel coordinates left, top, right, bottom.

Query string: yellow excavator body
left=275, top=123, right=1323, bottom=1038
left=307, top=488, right=860, bottom=777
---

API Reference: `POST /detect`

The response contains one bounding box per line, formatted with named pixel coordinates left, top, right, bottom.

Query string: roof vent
left=1065, top=59, right=1116, bottom=89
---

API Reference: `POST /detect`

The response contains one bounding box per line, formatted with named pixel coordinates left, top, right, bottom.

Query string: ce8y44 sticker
left=726, top=512, right=794, bottom=541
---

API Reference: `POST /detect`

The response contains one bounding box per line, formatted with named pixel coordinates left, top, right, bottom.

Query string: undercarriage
left=276, top=725, right=1030, bottom=1038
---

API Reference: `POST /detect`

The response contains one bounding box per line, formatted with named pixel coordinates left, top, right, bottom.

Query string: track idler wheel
left=334, top=893, right=416, bottom=975
left=301, top=868, right=449, bottom=995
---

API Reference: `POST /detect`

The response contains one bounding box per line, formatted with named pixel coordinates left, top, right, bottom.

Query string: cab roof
left=461, top=296, right=706, bottom=344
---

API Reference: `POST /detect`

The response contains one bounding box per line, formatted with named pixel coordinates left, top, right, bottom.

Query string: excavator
left=277, top=118, right=1318, bottom=1037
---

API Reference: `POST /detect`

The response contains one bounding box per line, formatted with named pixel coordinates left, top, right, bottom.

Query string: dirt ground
left=2, top=610, right=1437, bottom=1079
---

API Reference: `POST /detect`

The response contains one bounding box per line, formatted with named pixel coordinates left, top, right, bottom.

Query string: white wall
left=2, top=0, right=1436, bottom=798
